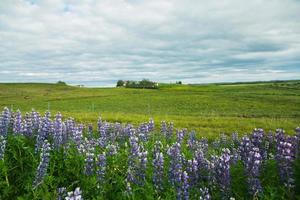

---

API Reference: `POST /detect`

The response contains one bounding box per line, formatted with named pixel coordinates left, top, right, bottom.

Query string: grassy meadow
left=0, top=80, right=300, bottom=137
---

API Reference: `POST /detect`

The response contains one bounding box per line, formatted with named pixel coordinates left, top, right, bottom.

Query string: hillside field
left=0, top=80, right=300, bottom=137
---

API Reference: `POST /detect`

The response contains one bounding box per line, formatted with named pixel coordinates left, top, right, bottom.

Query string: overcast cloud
left=0, top=0, right=300, bottom=86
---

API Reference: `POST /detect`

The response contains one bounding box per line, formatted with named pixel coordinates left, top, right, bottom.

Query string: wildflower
left=33, top=140, right=51, bottom=187
left=96, top=152, right=106, bottom=183
left=65, top=187, right=82, bottom=200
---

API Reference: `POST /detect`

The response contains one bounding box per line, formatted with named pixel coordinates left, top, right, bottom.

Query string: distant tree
left=140, top=79, right=150, bottom=88
left=176, top=81, right=182, bottom=84
left=123, top=79, right=158, bottom=89
left=57, top=81, right=67, bottom=85
left=116, top=80, right=125, bottom=87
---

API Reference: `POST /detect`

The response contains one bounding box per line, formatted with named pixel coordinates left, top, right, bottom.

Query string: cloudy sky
left=0, top=0, right=300, bottom=86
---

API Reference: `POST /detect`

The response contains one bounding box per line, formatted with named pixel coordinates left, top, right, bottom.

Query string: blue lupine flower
left=148, top=118, right=155, bottom=132
left=187, top=158, right=198, bottom=186
left=54, top=112, right=64, bottom=148
left=182, top=171, right=189, bottom=200
left=84, top=139, right=95, bottom=176
left=153, top=152, right=164, bottom=191
left=35, top=112, right=53, bottom=153
left=213, top=148, right=231, bottom=198
left=22, top=113, right=33, bottom=137
left=96, top=152, right=106, bottom=183
left=13, top=109, right=22, bottom=134
left=176, top=129, right=184, bottom=144
left=275, top=129, right=297, bottom=189
left=65, top=187, right=82, bottom=200
left=33, top=140, right=51, bottom=188
left=0, top=107, right=11, bottom=137
left=246, top=147, right=263, bottom=196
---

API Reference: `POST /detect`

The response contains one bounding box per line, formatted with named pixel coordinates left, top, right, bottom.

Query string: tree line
left=116, top=79, right=159, bottom=89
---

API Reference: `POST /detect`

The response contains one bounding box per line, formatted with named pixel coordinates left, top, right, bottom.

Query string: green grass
left=0, top=80, right=300, bottom=137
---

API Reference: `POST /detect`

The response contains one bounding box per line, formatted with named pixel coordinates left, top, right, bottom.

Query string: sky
left=0, top=0, right=300, bottom=87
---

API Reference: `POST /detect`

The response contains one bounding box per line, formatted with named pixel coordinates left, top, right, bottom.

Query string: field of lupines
left=0, top=107, right=300, bottom=199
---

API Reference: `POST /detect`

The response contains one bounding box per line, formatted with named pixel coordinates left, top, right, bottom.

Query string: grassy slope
left=0, top=81, right=299, bottom=137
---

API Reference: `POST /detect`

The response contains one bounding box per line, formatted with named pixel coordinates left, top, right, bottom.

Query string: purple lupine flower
left=22, top=113, right=33, bottom=137
left=84, top=140, right=95, bottom=176
left=65, top=187, right=82, bottom=200
left=250, top=128, right=266, bottom=160
left=275, top=130, right=297, bottom=189
left=35, top=112, right=52, bottom=153
left=127, top=134, right=147, bottom=187
left=239, top=136, right=252, bottom=163
left=245, top=147, right=263, bottom=196
left=0, top=135, right=7, bottom=160
left=66, top=118, right=75, bottom=139
left=53, top=112, right=64, bottom=148
left=148, top=118, right=154, bottom=132
left=198, top=138, right=209, bottom=153
left=126, top=135, right=141, bottom=187
left=129, top=135, right=140, bottom=158
left=124, top=124, right=134, bottom=138
left=138, top=123, right=149, bottom=142
left=96, top=152, right=106, bottom=183
left=186, top=158, right=198, bottom=186
left=161, top=121, right=167, bottom=137
left=97, top=117, right=103, bottom=132
left=31, top=109, right=40, bottom=131
left=137, top=146, right=148, bottom=184
left=213, top=148, right=231, bottom=198
left=153, top=140, right=163, bottom=157
left=43, top=111, right=52, bottom=138
left=113, top=122, right=122, bottom=141
left=194, top=148, right=210, bottom=182
left=73, top=125, right=84, bottom=152
left=199, top=187, right=211, bottom=200
left=251, top=129, right=264, bottom=147
left=176, top=129, right=184, bottom=144
left=57, top=187, right=67, bottom=200
left=152, top=140, right=164, bottom=190
left=13, top=109, right=22, bottom=134
left=98, top=124, right=108, bottom=148
left=187, top=131, right=197, bottom=152
left=167, top=142, right=183, bottom=186
left=153, top=152, right=164, bottom=191
left=230, top=146, right=239, bottom=165
left=182, top=171, right=189, bottom=200
left=0, top=107, right=11, bottom=137
left=167, top=142, right=185, bottom=199
left=167, top=122, right=174, bottom=141
left=33, top=140, right=51, bottom=188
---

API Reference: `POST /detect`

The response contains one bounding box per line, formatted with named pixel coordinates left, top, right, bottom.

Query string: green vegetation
left=1, top=131, right=300, bottom=199
left=0, top=80, right=300, bottom=137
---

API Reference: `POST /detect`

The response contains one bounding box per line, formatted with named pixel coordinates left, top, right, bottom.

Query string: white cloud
left=0, top=0, right=300, bottom=86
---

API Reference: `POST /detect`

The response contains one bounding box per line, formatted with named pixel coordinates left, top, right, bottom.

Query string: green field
left=0, top=80, right=300, bottom=137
